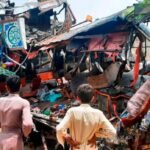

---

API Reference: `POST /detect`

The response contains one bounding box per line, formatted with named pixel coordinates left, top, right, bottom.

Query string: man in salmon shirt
left=0, top=75, right=33, bottom=150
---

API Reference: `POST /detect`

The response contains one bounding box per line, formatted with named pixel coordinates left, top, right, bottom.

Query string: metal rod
left=135, top=25, right=150, bottom=41
left=3, top=53, right=26, bottom=69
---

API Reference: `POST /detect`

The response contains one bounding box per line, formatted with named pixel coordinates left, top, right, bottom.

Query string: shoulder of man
left=67, top=107, right=76, bottom=112
left=91, top=107, right=104, bottom=114
left=19, top=96, right=30, bottom=106
left=0, top=96, right=8, bottom=102
left=66, top=106, right=82, bottom=114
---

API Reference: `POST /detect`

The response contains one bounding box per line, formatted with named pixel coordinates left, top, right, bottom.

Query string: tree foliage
left=140, top=0, right=150, bottom=5
left=143, top=0, right=150, bottom=4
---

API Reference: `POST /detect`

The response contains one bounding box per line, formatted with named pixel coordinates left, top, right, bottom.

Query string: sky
left=12, top=0, right=137, bottom=22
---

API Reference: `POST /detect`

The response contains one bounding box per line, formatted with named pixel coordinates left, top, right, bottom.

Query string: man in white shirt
left=56, top=84, right=116, bottom=150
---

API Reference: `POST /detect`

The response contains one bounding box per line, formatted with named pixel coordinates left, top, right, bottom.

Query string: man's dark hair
left=77, top=84, right=94, bottom=103
left=6, top=75, right=20, bottom=93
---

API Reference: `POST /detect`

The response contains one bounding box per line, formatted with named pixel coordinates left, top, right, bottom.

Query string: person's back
left=69, top=105, right=101, bottom=143
left=56, top=84, right=116, bottom=150
left=0, top=75, right=33, bottom=150
left=0, top=94, right=31, bottom=131
left=66, top=105, right=115, bottom=149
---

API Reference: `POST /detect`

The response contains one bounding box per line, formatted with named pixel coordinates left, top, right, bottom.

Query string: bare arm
left=22, top=101, right=33, bottom=137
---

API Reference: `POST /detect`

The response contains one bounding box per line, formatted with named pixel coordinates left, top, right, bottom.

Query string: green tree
left=140, top=0, right=150, bottom=5
left=144, top=0, right=150, bottom=4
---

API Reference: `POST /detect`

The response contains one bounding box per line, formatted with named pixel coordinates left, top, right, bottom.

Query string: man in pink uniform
left=0, top=75, right=33, bottom=150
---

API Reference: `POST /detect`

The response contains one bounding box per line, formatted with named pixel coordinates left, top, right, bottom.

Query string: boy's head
left=6, top=75, right=21, bottom=93
left=77, top=84, right=94, bottom=103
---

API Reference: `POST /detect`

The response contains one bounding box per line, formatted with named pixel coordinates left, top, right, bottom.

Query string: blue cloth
left=41, top=89, right=62, bottom=103
left=120, top=110, right=129, bottom=118
left=58, top=104, right=65, bottom=110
